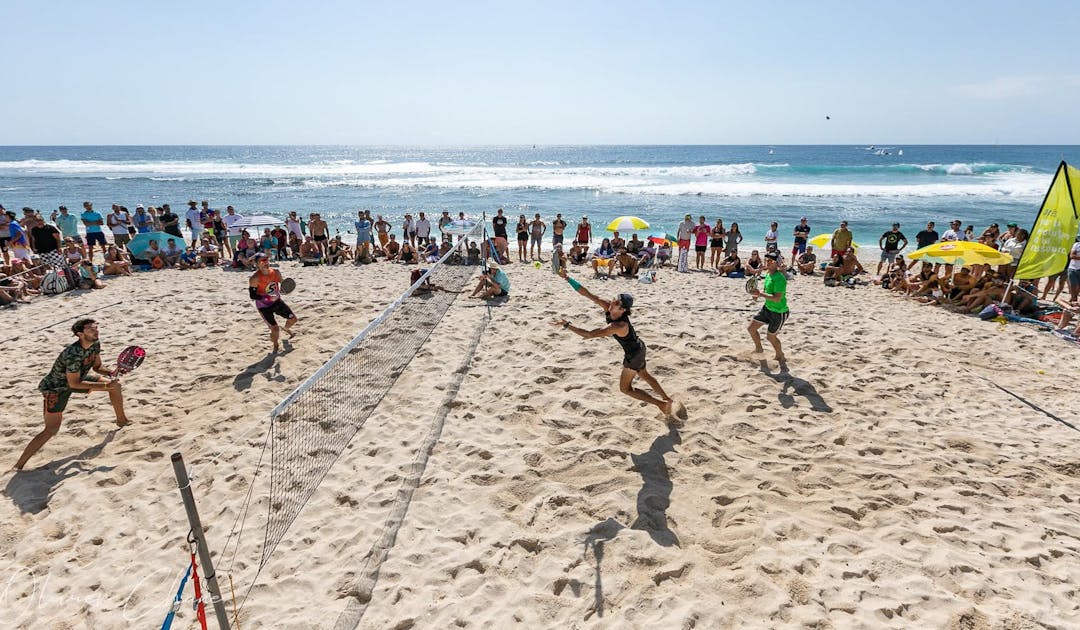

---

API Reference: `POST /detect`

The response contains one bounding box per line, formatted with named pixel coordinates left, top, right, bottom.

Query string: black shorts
left=623, top=343, right=647, bottom=371
left=517, top=234, right=528, bottom=242
left=710, top=238, right=723, bottom=248
left=0, top=236, right=7, bottom=251
left=86, top=232, right=107, bottom=247
left=42, top=382, right=95, bottom=414
left=695, top=245, right=707, bottom=252
left=314, top=234, right=328, bottom=242
left=258, top=300, right=295, bottom=327
left=752, top=306, right=789, bottom=334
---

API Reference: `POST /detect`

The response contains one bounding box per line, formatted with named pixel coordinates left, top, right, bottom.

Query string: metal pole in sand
left=172, top=452, right=232, bottom=630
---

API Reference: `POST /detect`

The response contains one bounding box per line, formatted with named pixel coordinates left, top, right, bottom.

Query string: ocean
left=1, top=145, right=1077, bottom=248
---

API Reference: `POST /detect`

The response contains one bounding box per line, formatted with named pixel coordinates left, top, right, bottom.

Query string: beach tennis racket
left=280, top=278, right=296, bottom=294
left=111, top=345, right=146, bottom=377
left=745, top=276, right=759, bottom=296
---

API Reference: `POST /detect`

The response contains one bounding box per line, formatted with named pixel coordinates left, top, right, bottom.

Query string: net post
left=172, top=452, right=232, bottom=630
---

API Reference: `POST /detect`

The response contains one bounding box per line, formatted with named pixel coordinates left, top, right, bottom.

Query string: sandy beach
left=2, top=256, right=1079, bottom=629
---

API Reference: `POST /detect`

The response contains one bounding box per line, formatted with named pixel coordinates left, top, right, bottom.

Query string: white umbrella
left=231, top=215, right=282, bottom=229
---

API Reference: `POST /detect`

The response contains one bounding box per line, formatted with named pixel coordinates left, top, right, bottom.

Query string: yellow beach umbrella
left=808, top=233, right=859, bottom=251
left=908, top=241, right=1012, bottom=267
left=606, top=216, right=650, bottom=232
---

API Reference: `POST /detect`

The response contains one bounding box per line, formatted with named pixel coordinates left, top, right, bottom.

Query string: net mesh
left=261, top=224, right=484, bottom=568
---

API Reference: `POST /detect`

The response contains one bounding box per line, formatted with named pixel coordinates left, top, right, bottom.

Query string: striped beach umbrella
left=606, top=216, right=650, bottom=232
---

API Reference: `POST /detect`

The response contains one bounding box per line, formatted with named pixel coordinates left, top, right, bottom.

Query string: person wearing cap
left=575, top=216, right=592, bottom=248
left=554, top=268, right=685, bottom=423
left=13, top=318, right=132, bottom=470
left=830, top=221, right=852, bottom=258
left=51, top=206, right=80, bottom=244
left=470, top=262, right=510, bottom=299
left=748, top=251, right=790, bottom=363
left=249, top=253, right=297, bottom=353
left=877, top=223, right=908, bottom=275
left=792, top=217, right=811, bottom=259
left=942, top=219, right=965, bottom=242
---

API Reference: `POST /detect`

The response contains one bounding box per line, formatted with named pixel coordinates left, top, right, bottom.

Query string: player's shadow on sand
left=5, top=430, right=118, bottom=514
left=758, top=360, right=832, bottom=412
left=581, top=426, right=681, bottom=618
left=233, top=348, right=288, bottom=391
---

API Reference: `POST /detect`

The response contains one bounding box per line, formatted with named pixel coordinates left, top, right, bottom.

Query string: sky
left=3, top=0, right=1079, bottom=145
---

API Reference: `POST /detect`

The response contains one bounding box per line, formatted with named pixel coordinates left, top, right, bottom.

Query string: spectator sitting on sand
left=326, top=237, right=346, bottom=265
left=424, top=240, right=440, bottom=263
left=300, top=236, right=322, bottom=266
left=466, top=241, right=481, bottom=265
left=78, top=260, right=106, bottom=289
left=746, top=250, right=764, bottom=276
left=656, top=242, right=672, bottom=267
left=638, top=242, right=656, bottom=267
left=823, top=247, right=865, bottom=285
left=797, top=246, right=817, bottom=275
left=103, top=245, right=133, bottom=276
left=163, top=239, right=183, bottom=267
left=610, top=231, right=625, bottom=251
left=397, top=240, right=418, bottom=264
left=716, top=252, right=743, bottom=277
left=614, top=249, right=639, bottom=278
left=569, top=241, right=589, bottom=265
left=470, top=262, right=510, bottom=299
left=179, top=246, right=203, bottom=269
left=199, top=238, right=221, bottom=266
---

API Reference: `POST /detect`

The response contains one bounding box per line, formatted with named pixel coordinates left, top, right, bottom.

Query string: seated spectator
left=823, top=247, right=865, bottom=284
left=568, top=241, right=589, bottom=265
left=63, top=239, right=86, bottom=267
left=746, top=250, right=764, bottom=276
left=179, top=246, right=204, bottom=270
left=289, top=232, right=302, bottom=259
left=199, top=238, right=221, bottom=266
left=626, top=234, right=643, bottom=255
left=638, top=243, right=656, bottom=267
left=610, top=231, right=625, bottom=251
left=424, top=240, right=440, bottom=263
left=656, top=242, right=672, bottom=267
left=78, top=260, right=106, bottom=289
left=260, top=228, right=277, bottom=259
left=438, top=239, right=452, bottom=258
left=300, top=236, right=322, bottom=266
left=397, top=241, right=418, bottom=264
left=594, top=237, right=615, bottom=260
left=326, top=237, right=346, bottom=265
left=384, top=235, right=401, bottom=261
left=271, top=226, right=289, bottom=260
left=716, top=253, right=743, bottom=277
left=163, top=238, right=183, bottom=267
left=614, top=249, right=639, bottom=277
left=466, top=241, right=480, bottom=265
left=0, top=269, right=38, bottom=301
left=797, top=247, right=818, bottom=275
left=103, top=245, right=134, bottom=275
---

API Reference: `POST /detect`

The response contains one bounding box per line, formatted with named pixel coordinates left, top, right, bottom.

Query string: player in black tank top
left=553, top=269, right=687, bottom=424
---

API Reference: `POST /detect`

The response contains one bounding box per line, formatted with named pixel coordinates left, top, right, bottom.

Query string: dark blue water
left=1, top=145, right=1076, bottom=246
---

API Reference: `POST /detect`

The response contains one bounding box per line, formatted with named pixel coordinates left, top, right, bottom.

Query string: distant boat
left=865, top=145, right=876, bottom=151
left=898, top=149, right=904, bottom=156
left=768, top=149, right=774, bottom=155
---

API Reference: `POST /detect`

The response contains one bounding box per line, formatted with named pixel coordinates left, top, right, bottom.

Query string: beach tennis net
left=260, top=223, right=484, bottom=568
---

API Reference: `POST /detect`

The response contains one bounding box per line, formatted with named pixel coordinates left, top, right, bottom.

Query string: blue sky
left=3, top=1, right=1078, bottom=145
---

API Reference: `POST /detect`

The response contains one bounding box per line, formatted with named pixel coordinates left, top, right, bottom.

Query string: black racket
left=111, top=345, right=146, bottom=377
left=280, top=278, right=296, bottom=294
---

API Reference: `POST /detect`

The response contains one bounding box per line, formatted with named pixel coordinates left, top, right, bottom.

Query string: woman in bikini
left=516, top=215, right=529, bottom=262
left=553, top=268, right=686, bottom=423
left=710, top=218, right=726, bottom=269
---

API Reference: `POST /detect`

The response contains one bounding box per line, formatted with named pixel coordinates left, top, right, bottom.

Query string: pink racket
left=111, top=345, right=146, bottom=377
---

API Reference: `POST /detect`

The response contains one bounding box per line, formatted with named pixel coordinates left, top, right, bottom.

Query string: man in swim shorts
left=14, top=318, right=131, bottom=470
left=554, top=268, right=686, bottom=423
left=249, top=253, right=298, bottom=353
left=748, top=251, right=789, bottom=362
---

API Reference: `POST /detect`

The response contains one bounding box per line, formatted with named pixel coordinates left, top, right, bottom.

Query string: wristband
left=563, top=321, right=571, bottom=329
left=567, top=277, right=582, bottom=291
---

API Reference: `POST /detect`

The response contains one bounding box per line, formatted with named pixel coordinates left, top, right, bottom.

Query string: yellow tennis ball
left=533, top=260, right=542, bottom=269
left=1037, top=369, right=1045, bottom=374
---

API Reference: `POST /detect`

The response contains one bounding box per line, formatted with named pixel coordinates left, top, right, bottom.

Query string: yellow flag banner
left=1015, top=161, right=1080, bottom=280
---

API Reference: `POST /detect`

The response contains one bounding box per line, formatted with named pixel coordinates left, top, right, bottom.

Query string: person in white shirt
left=1068, top=237, right=1080, bottom=302
left=185, top=201, right=204, bottom=247
left=414, top=212, right=431, bottom=246
left=402, top=214, right=415, bottom=247
left=764, top=221, right=779, bottom=253
left=285, top=211, right=303, bottom=241
left=107, top=205, right=132, bottom=246
left=941, top=219, right=966, bottom=242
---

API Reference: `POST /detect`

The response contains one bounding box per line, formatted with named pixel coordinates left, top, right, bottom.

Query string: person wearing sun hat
left=553, top=267, right=687, bottom=424
left=470, top=260, right=511, bottom=299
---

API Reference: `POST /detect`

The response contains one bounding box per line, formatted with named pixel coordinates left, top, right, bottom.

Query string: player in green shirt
left=14, top=318, right=131, bottom=470
left=748, top=251, right=789, bottom=363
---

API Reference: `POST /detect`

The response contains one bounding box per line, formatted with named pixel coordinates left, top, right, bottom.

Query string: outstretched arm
left=558, top=268, right=607, bottom=309
left=553, top=319, right=627, bottom=339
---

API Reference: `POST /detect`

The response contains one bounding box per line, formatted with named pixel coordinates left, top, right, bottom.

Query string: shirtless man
left=614, top=249, right=639, bottom=277
left=309, top=213, right=329, bottom=259
left=14, top=319, right=131, bottom=470
left=374, top=215, right=392, bottom=250
left=529, top=213, right=546, bottom=261
left=824, top=247, right=865, bottom=283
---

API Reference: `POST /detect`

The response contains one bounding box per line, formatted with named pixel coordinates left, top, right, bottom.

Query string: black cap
left=764, top=251, right=781, bottom=261
left=618, top=293, right=634, bottom=309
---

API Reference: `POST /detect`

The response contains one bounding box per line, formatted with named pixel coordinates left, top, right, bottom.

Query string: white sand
left=2, top=259, right=1079, bottom=629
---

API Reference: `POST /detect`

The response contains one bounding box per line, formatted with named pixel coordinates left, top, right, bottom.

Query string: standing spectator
left=160, top=204, right=182, bottom=238
left=51, top=206, right=81, bottom=244
left=876, top=222, right=909, bottom=275
left=998, top=222, right=1018, bottom=248
left=81, top=202, right=107, bottom=262
left=710, top=218, right=726, bottom=269
left=30, top=216, right=62, bottom=267
left=286, top=211, right=303, bottom=242
left=831, top=220, right=853, bottom=258
left=516, top=214, right=529, bottom=262
left=185, top=201, right=204, bottom=247
left=676, top=214, right=694, bottom=273
left=148, top=206, right=162, bottom=231
left=402, top=213, right=415, bottom=247
left=692, top=216, right=711, bottom=270
left=107, top=205, right=131, bottom=247
left=915, top=221, right=939, bottom=250
left=763, top=221, right=779, bottom=254
left=354, top=210, right=372, bottom=262
left=575, top=215, right=592, bottom=247
left=309, top=213, right=329, bottom=258
left=942, top=220, right=965, bottom=242
left=223, top=205, right=243, bottom=252
left=529, top=212, right=546, bottom=261
left=552, top=213, right=567, bottom=247
left=792, top=217, right=810, bottom=259
left=132, top=205, right=153, bottom=234
left=1068, top=236, right=1080, bottom=303
left=725, top=222, right=743, bottom=257
left=7, top=213, right=33, bottom=263
left=374, top=215, right=391, bottom=250
left=415, top=211, right=431, bottom=246
left=438, top=210, right=453, bottom=240
left=492, top=208, right=509, bottom=241
left=999, top=228, right=1027, bottom=278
